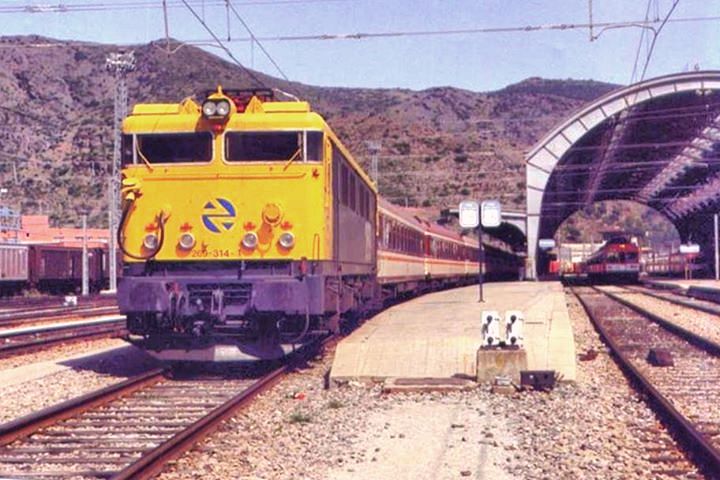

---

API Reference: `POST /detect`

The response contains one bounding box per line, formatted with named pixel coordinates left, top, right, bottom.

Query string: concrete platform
left=330, top=282, right=576, bottom=385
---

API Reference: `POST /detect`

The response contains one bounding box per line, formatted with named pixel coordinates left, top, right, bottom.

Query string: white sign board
left=458, top=200, right=480, bottom=228
left=481, top=200, right=502, bottom=228
left=679, top=243, right=700, bottom=254
left=538, top=238, right=556, bottom=250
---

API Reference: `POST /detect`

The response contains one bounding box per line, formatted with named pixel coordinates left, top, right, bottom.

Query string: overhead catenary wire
left=180, top=0, right=267, bottom=88
left=629, top=0, right=654, bottom=83
left=227, top=0, right=289, bottom=81
left=639, top=0, right=681, bottom=82
left=180, top=14, right=720, bottom=43
left=0, top=0, right=352, bottom=14
left=0, top=4, right=717, bottom=43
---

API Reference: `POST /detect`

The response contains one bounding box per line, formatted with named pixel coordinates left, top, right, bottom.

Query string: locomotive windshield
left=605, top=236, right=630, bottom=245
left=124, top=133, right=213, bottom=165
left=605, top=251, right=638, bottom=262
left=226, top=131, right=323, bottom=162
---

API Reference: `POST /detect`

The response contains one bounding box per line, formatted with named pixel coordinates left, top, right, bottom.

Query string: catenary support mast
left=105, top=51, right=135, bottom=292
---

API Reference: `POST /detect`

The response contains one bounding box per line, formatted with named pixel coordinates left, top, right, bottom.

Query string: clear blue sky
left=2, top=0, right=719, bottom=91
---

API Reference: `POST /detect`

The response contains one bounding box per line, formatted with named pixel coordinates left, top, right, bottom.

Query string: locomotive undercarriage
left=119, top=260, right=375, bottom=361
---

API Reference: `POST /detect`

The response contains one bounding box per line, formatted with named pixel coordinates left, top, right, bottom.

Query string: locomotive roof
left=123, top=93, right=377, bottom=195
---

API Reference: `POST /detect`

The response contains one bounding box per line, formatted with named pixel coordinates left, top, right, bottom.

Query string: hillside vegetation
left=0, top=35, right=653, bottom=242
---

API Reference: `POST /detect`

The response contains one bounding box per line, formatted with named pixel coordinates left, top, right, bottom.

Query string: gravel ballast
left=604, top=286, right=720, bottom=345
left=0, top=337, right=127, bottom=371
left=0, top=343, right=159, bottom=423
left=157, top=289, right=700, bottom=480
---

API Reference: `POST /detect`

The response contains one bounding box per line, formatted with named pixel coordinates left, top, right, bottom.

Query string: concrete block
left=476, top=348, right=528, bottom=383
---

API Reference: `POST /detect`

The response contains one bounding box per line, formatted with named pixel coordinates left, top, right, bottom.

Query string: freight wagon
left=0, top=243, right=113, bottom=295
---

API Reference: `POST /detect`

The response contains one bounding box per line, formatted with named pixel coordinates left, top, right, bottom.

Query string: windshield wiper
left=282, top=148, right=302, bottom=171
left=135, top=143, right=154, bottom=172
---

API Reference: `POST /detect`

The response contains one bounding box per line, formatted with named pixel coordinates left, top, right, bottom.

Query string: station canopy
left=525, top=72, right=720, bottom=276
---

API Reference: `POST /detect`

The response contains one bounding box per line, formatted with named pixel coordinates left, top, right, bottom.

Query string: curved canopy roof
left=526, top=71, right=720, bottom=240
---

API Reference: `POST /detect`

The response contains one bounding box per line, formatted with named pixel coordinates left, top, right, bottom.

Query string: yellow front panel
left=121, top=162, right=329, bottom=262
left=117, top=92, right=364, bottom=264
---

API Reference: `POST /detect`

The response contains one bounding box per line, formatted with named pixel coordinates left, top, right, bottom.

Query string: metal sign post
left=459, top=200, right=501, bottom=303
left=459, top=201, right=482, bottom=301
left=480, top=200, right=502, bottom=303
left=478, top=229, right=484, bottom=302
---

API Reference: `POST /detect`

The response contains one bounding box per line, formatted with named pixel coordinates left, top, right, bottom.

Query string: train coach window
left=136, top=133, right=212, bottom=164
left=341, top=164, right=350, bottom=206
left=226, top=131, right=323, bottom=162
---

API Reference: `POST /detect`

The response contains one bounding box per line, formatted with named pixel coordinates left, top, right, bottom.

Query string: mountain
left=0, top=35, right=619, bottom=236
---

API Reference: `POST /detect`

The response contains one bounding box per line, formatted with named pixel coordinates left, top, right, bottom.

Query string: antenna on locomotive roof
left=273, top=88, right=300, bottom=102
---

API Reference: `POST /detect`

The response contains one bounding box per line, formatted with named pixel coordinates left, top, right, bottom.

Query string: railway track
left=574, top=286, right=720, bottom=477
left=624, top=284, right=720, bottom=317
left=0, top=335, right=329, bottom=479
left=0, top=316, right=126, bottom=358
left=0, top=301, right=119, bottom=329
left=0, top=295, right=116, bottom=312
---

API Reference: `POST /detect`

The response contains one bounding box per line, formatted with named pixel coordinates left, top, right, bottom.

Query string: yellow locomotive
left=118, top=87, right=377, bottom=361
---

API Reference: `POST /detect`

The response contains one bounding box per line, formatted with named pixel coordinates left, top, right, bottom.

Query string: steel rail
left=596, top=286, right=720, bottom=356
left=574, top=288, right=720, bottom=473
left=0, top=316, right=125, bottom=339
left=111, top=365, right=287, bottom=479
left=0, top=331, right=335, bottom=478
left=621, top=285, right=720, bottom=317
left=0, top=322, right=127, bottom=357
left=0, top=294, right=116, bottom=310
left=112, top=334, right=336, bottom=479
left=0, top=304, right=119, bottom=325
left=0, top=368, right=167, bottom=446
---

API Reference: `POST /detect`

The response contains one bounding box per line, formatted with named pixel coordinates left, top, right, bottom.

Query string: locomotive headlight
left=278, top=232, right=295, bottom=249
left=202, top=100, right=218, bottom=117
left=178, top=232, right=196, bottom=250
left=242, top=232, right=258, bottom=249
left=262, top=203, right=282, bottom=225
left=143, top=233, right=159, bottom=250
left=215, top=100, right=231, bottom=116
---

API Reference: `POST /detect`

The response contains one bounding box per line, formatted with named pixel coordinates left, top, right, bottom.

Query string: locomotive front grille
left=187, top=283, right=252, bottom=306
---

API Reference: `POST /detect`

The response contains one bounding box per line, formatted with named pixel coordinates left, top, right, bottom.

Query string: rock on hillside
left=0, top=35, right=617, bottom=228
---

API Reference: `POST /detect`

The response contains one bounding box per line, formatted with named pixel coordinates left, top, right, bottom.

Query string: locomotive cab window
left=226, top=131, right=323, bottom=162
left=121, top=134, right=134, bottom=166
left=129, top=133, right=213, bottom=164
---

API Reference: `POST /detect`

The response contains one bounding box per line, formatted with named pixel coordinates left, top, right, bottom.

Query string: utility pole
left=364, top=141, right=381, bottom=192
left=715, top=213, right=719, bottom=280
left=81, top=213, right=89, bottom=296
left=106, top=51, right=135, bottom=293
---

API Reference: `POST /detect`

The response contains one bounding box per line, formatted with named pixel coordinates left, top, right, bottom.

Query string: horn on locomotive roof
left=201, top=86, right=275, bottom=113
